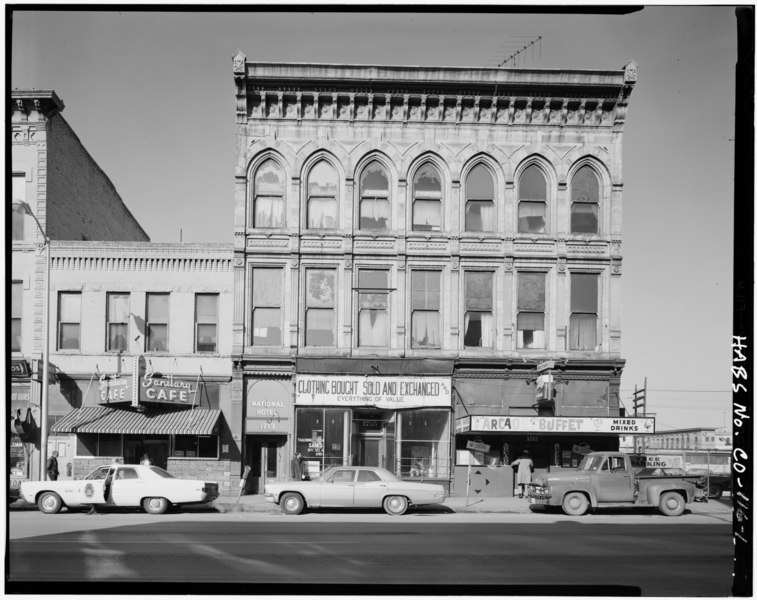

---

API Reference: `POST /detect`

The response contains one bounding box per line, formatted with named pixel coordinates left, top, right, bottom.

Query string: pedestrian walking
left=46, top=451, right=59, bottom=481
left=291, top=452, right=307, bottom=480
left=510, top=450, right=534, bottom=498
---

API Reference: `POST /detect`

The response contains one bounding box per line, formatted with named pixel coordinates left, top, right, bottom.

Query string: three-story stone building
left=230, top=53, right=643, bottom=495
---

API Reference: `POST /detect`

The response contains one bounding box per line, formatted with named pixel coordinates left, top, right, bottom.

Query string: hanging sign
left=295, top=375, right=452, bottom=408
left=98, top=374, right=133, bottom=404
left=140, top=372, right=198, bottom=405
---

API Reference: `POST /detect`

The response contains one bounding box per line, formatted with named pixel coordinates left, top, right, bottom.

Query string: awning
left=296, top=357, right=454, bottom=376
left=50, top=406, right=221, bottom=436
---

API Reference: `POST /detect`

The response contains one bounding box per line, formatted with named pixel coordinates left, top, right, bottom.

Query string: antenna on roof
left=498, top=36, right=542, bottom=68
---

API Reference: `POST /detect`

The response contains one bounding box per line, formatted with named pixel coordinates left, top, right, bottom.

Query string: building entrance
left=352, top=409, right=395, bottom=471
left=245, top=435, right=286, bottom=494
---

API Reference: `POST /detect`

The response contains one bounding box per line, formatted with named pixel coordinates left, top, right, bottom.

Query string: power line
left=620, top=389, right=731, bottom=393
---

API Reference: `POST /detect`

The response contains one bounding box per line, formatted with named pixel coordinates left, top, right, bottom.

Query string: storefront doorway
left=124, top=435, right=170, bottom=469
left=245, top=435, right=286, bottom=494
left=352, top=409, right=394, bottom=471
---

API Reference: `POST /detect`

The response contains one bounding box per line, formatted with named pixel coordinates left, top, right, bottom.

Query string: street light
left=12, top=200, right=51, bottom=481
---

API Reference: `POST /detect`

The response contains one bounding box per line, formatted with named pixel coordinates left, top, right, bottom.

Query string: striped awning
left=51, top=406, right=221, bottom=436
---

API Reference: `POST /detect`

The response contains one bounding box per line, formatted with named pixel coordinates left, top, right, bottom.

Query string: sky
left=9, top=6, right=738, bottom=432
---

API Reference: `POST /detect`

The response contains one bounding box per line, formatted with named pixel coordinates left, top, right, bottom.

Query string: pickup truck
left=528, top=451, right=706, bottom=516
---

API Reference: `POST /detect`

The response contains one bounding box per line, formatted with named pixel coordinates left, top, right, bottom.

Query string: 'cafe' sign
left=98, top=369, right=198, bottom=406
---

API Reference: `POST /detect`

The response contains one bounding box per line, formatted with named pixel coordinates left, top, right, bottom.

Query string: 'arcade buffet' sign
left=457, top=416, right=655, bottom=434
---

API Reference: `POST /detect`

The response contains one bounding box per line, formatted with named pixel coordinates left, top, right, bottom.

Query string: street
left=7, top=510, right=733, bottom=596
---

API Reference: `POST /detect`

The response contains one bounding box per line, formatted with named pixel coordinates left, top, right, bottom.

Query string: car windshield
left=149, top=466, right=175, bottom=478
left=577, top=455, right=604, bottom=472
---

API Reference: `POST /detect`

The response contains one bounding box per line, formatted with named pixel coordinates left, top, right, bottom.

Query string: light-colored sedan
left=20, top=464, right=219, bottom=515
left=264, top=466, right=447, bottom=516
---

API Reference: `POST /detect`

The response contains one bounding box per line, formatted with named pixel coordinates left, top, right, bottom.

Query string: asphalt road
left=7, top=512, right=733, bottom=596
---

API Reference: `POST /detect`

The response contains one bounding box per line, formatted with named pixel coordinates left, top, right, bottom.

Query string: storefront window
left=399, top=410, right=450, bottom=479
left=77, top=434, right=123, bottom=457
left=295, top=408, right=346, bottom=473
left=174, top=435, right=218, bottom=458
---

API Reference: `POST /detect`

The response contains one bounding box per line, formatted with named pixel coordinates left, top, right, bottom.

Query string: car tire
left=37, top=491, right=63, bottom=514
left=383, top=495, right=409, bottom=516
left=659, top=491, right=685, bottom=516
left=281, top=492, right=305, bottom=515
left=708, top=483, right=723, bottom=500
left=561, top=492, right=589, bottom=516
left=142, top=497, right=169, bottom=514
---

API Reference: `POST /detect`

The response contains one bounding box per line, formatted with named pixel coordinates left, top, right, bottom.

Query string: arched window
left=465, top=165, right=495, bottom=232
left=571, top=165, right=600, bottom=234
left=359, top=163, right=390, bottom=230
left=412, top=163, right=442, bottom=232
left=307, top=161, right=338, bottom=229
left=517, top=165, right=547, bottom=233
left=252, top=159, right=285, bottom=228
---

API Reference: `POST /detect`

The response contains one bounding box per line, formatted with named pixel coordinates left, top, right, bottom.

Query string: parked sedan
left=264, top=466, right=446, bottom=515
left=19, top=464, right=219, bottom=514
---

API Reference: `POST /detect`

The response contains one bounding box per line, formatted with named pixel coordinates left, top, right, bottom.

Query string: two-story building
left=230, top=54, right=642, bottom=495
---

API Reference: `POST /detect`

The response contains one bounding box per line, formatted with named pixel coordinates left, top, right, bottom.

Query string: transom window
left=571, top=166, right=600, bottom=234
left=570, top=273, right=599, bottom=350
left=464, top=271, right=494, bottom=348
left=306, top=269, right=336, bottom=346
left=106, top=293, right=130, bottom=352
left=518, top=165, right=547, bottom=233
left=359, top=163, right=390, bottom=230
left=253, top=159, right=285, bottom=228
left=517, top=273, right=545, bottom=349
left=58, top=292, right=81, bottom=350
left=465, top=165, right=495, bottom=232
left=307, top=161, right=338, bottom=229
left=412, top=164, right=442, bottom=232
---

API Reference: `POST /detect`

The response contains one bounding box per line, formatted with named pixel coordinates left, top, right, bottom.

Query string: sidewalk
left=213, top=492, right=734, bottom=515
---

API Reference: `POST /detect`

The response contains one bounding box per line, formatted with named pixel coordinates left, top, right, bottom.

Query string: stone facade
left=231, top=54, right=636, bottom=494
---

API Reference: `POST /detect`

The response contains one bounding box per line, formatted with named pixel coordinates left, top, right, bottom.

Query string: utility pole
left=632, top=378, right=647, bottom=454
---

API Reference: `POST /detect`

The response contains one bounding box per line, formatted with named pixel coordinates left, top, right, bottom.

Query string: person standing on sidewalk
left=510, top=450, right=534, bottom=498
left=291, top=452, right=306, bottom=480
left=46, top=451, right=59, bottom=481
